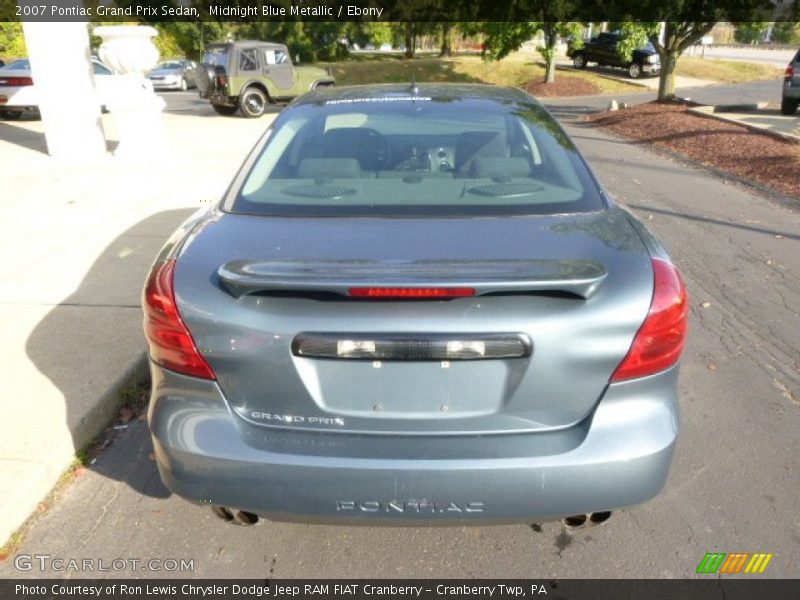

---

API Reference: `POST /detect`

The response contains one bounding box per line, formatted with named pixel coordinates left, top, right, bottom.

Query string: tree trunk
left=403, top=23, right=413, bottom=59
left=654, top=22, right=716, bottom=101
left=439, top=23, right=451, bottom=57
left=403, top=22, right=417, bottom=58
left=657, top=51, right=678, bottom=100
left=545, top=25, right=557, bottom=84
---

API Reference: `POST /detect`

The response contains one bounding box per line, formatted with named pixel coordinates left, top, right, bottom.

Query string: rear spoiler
left=217, top=259, right=607, bottom=300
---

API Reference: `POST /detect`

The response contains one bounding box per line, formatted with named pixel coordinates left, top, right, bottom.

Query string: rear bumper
left=151, top=81, right=181, bottom=90
left=148, top=362, right=679, bottom=524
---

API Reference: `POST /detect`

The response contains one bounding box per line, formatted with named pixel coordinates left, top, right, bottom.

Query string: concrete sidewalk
left=0, top=99, right=272, bottom=546
left=688, top=105, right=800, bottom=143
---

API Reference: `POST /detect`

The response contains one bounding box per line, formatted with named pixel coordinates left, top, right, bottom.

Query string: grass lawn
left=320, top=52, right=641, bottom=95
left=675, top=58, right=785, bottom=83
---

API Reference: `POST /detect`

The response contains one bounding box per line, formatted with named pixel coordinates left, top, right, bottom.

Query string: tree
left=770, top=21, right=800, bottom=44
left=613, top=0, right=776, bottom=100
left=733, top=22, right=770, bottom=43
left=439, top=23, right=452, bottom=57
left=0, top=21, right=26, bottom=60
left=481, top=21, right=582, bottom=84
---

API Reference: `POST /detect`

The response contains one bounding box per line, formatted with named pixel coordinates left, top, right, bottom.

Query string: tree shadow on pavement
left=25, top=208, right=196, bottom=500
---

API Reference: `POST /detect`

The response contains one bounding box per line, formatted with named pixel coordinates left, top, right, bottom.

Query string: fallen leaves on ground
left=586, top=101, right=800, bottom=198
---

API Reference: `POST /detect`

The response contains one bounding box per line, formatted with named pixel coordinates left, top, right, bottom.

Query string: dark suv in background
left=781, top=49, right=799, bottom=115
left=568, top=32, right=660, bottom=79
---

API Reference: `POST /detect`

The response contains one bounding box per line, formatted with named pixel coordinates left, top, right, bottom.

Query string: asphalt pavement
left=1, top=87, right=797, bottom=579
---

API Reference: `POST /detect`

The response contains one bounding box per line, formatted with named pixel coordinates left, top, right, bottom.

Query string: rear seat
left=297, top=158, right=363, bottom=179
left=376, top=170, right=454, bottom=179
left=469, top=157, right=532, bottom=179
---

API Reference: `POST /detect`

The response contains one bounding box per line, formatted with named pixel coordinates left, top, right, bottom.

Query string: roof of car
left=296, top=83, right=537, bottom=107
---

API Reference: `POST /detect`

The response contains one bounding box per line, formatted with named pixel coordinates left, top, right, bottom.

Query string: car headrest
left=470, top=157, right=532, bottom=179
left=298, top=158, right=362, bottom=179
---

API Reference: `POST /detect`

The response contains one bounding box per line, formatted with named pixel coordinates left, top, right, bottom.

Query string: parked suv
left=567, top=32, right=660, bottom=79
left=195, top=40, right=335, bottom=118
left=781, top=49, right=799, bottom=115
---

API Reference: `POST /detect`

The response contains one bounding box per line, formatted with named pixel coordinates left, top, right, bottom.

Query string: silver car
left=143, top=84, right=688, bottom=527
left=148, top=59, right=197, bottom=91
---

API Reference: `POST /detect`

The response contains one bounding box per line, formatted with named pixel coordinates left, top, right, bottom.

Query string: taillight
left=348, top=287, right=475, bottom=298
left=611, top=258, right=688, bottom=382
left=786, top=65, right=794, bottom=81
left=143, top=258, right=215, bottom=380
left=0, top=76, right=33, bottom=86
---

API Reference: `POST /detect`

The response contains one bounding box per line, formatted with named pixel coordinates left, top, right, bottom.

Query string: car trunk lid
left=174, top=207, right=654, bottom=435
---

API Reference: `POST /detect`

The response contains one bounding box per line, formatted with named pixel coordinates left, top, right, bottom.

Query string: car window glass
left=203, top=48, right=228, bottom=67
left=231, top=98, right=603, bottom=217
left=264, top=49, right=276, bottom=65
left=93, top=62, right=112, bottom=75
left=239, top=49, right=258, bottom=71
left=275, top=51, right=289, bottom=64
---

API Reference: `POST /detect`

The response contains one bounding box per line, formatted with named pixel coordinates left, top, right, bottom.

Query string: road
left=698, top=46, right=796, bottom=69
left=1, top=89, right=798, bottom=579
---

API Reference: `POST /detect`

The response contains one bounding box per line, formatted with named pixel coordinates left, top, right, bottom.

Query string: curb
left=687, top=107, right=800, bottom=145
left=72, top=352, right=150, bottom=452
left=1, top=352, right=150, bottom=548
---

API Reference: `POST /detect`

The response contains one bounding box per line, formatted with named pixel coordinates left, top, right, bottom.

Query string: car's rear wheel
left=628, top=62, right=642, bottom=79
left=572, top=54, right=586, bottom=69
left=239, top=87, right=268, bottom=118
left=0, top=110, right=22, bottom=120
left=780, top=98, right=799, bottom=115
left=211, top=103, right=238, bottom=116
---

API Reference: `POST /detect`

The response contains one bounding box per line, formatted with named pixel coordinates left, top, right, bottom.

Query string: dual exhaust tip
left=562, top=511, right=612, bottom=529
left=212, top=505, right=260, bottom=526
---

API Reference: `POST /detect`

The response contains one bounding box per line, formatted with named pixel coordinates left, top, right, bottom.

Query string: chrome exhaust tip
left=211, top=505, right=234, bottom=521
left=233, top=510, right=259, bottom=526
left=589, top=511, right=612, bottom=525
left=562, top=514, right=589, bottom=529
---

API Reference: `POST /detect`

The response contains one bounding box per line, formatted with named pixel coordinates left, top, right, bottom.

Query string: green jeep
left=196, top=40, right=335, bottom=118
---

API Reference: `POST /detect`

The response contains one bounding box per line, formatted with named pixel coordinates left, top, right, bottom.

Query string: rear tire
left=239, top=87, right=268, bottom=118
left=572, top=54, right=586, bottom=69
left=628, top=62, right=642, bottom=79
left=0, top=110, right=22, bottom=120
left=211, top=103, right=238, bottom=116
left=780, top=98, right=798, bottom=115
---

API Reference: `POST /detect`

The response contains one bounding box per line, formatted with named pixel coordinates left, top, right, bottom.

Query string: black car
left=568, top=32, right=660, bottom=79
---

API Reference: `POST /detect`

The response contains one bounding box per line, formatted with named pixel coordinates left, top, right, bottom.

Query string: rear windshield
left=202, top=47, right=228, bottom=67
left=3, top=59, right=30, bottom=69
left=228, top=94, right=604, bottom=217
